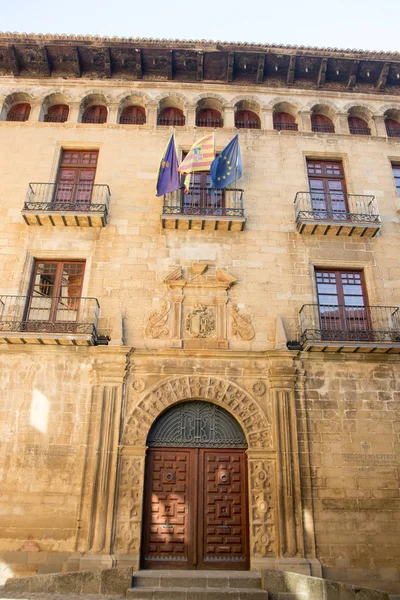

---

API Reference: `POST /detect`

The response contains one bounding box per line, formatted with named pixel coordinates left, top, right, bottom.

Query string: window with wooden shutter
left=25, top=260, right=85, bottom=324
left=311, top=114, right=335, bottom=133
left=196, top=108, right=223, bottom=128
left=235, top=110, right=260, bottom=129
left=392, top=163, right=400, bottom=196
left=180, top=153, right=224, bottom=214
left=44, top=104, right=69, bottom=123
left=55, top=150, right=98, bottom=207
left=157, top=107, right=185, bottom=126
left=7, top=103, right=31, bottom=122
left=385, top=118, right=400, bottom=138
left=307, top=159, right=347, bottom=218
left=273, top=112, right=298, bottom=131
left=82, top=105, right=107, bottom=124
left=348, top=116, right=370, bottom=135
left=315, top=269, right=370, bottom=337
left=120, top=106, right=146, bottom=125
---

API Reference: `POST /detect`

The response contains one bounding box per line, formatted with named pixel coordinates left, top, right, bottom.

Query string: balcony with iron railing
left=157, top=117, right=186, bottom=126
left=273, top=122, right=298, bottom=132
left=349, top=126, right=371, bottom=136
left=299, top=304, right=400, bottom=352
left=235, top=120, right=261, bottom=130
left=120, top=116, right=146, bottom=125
left=162, top=187, right=245, bottom=231
left=386, top=128, right=400, bottom=138
left=196, top=118, right=223, bottom=128
left=294, top=192, right=380, bottom=237
left=22, top=183, right=111, bottom=227
left=44, top=114, right=68, bottom=123
left=311, top=124, right=335, bottom=133
left=0, top=295, right=102, bottom=346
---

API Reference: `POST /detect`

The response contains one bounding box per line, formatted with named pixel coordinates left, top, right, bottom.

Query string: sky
left=1, top=0, right=399, bottom=53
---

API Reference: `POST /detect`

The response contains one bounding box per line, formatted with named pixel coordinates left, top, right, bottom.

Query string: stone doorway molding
left=111, top=374, right=309, bottom=572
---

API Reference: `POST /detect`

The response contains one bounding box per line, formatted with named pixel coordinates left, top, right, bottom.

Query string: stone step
left=127, top=586, right=269, bottom=600
left=132, top=570, right=262, bottom=590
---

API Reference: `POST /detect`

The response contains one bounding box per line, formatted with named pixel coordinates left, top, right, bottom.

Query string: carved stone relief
left=248, top=457, right=276, bottom=557
left=230, top=303, right=255, bottom=341
left=144, top=300, right=170, bottom=339
left=114, top=455, right=145, bottom=555
left=122, top=375, right=272, bottom=450
left=185, top=305, right=215, bottom=338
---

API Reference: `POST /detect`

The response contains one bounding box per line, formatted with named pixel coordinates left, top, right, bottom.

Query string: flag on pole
left=178, top=133, right=215, bottom=174
left=210, top=134, right=242, bottom=189
left=156, top=133, right=180, bottom=196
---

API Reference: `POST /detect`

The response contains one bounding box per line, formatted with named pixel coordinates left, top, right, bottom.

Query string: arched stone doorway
left=141, top=401, right=250, bottom=570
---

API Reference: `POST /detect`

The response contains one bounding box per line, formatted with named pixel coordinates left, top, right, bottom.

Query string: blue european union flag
left=210, top=134, right=242, bottom=189
left=156, top=133, right=180, bottom=196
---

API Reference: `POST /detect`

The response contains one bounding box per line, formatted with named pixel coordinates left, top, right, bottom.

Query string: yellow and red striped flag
left=178, top=133, right=215, bottom=174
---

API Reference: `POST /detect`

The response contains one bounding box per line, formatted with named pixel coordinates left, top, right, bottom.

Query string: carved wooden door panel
left=198, top=449, right=249, bottom=569
left=142, top=447, right=249, bottom=570
left=141, top=449, right=194, bottom=569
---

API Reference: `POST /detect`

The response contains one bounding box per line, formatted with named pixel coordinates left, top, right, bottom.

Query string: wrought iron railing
left=349, top=126, right=371, bottom=135
left=44, top=114, right=68, bottom=123
left=23, top=183, right=111, bottom=214
left=300, top=304, right=400, bottom=345
left=6, top=114, right=29, bottom=122
left=311, top=124, right=335, bottom=133
left=0, top=295, right=100, bottom=338
left=82, top=115, right=107, bottom=124
left=196, top=118, right=223, bottom=128
left=294, top=192, right=380, bottom=224
left=157, top=117, right=185, bottom=126
left=235, top=120, right=261, bottom=129
left=163, top=187, right=245, bottom=217
left=120, top=116, right=146, bottom=125
left=386, top=128, right=400, bottom=138
left=273, top=122, right=298, bottom=131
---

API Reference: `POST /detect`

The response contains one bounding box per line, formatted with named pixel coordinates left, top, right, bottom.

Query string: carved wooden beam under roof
left=166, top=49, right=173, bottom=80
left=43, top=45, right=51, bottom=76
left=104, top=47, right=111, bottom=78
left=317, top=58, right=328, bottom=88
left=9, top=44, right=19, bottom=76
left=227, top=52, right=234, bottom=83
left=287, top=55, right=296, bottom=85
left=256, top=54, right=265, bottom=83
left=73, top=46, right=82, bottom=77
left=134, top=48, right=142, bottom=79
left=375, top=62, right=389, bottom=90
left=197, top=51, right=203, bottom=81
left=347, top=60, right=359, bottom=89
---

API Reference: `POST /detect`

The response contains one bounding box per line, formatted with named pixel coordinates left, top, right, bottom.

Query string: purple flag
left=156, top=133, right=180, bottom=196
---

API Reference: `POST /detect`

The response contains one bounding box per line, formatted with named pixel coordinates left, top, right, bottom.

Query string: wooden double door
left=141, top=447, right=249, bottom=570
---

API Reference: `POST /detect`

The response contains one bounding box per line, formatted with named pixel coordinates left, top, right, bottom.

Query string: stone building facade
left=0, top=33, right=399, bottom=594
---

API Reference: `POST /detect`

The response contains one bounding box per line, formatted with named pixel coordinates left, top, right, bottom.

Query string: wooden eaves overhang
left=0, top=33, right=399, bottom=94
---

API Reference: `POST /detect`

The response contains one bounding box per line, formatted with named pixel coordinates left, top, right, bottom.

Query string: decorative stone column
left=298, top=111, right=312, bottom=132
left=146, top=105, right=157, bottom=126
left=29, top=103, right=41, bottom=122
left=372, top=115, right=387, bottom=137
left=112, top=445, right=147, bottom=569
left=261, top=108, right=274, bottom=131
left=336, top=112, right=350, bottom=135
left=107, top=104, right=119, bottom=124
left=72, top=349, right=128, bottom=572
left=223, top=106, right=236, bottom=128
left=67, top=102, right=80, bottom=124
left=186, top=105, right=196, bottom=127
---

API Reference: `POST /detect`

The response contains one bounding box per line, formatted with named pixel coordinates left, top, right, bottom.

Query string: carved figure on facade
left=144, top=300, right=171, bottom=339
left=249, top=458, right=276, bottom=557
left=185, top=305, right=215, bottom=338
left=230, top=303, right=255, bottom=340
left=122, top=375, right=272, bottom=450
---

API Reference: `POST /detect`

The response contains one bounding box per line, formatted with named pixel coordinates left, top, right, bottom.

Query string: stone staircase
left=127, top=570, right=269, bottom=600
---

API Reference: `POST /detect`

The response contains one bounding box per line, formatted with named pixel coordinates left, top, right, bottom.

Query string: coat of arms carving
left=186, top=305, right=215, bottom=338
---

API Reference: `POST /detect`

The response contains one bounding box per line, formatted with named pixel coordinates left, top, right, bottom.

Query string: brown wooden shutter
left=235, top=110, right=260, bottom=129
left=158, top=107, right=185, bottom=126
left=7, top=103, right=31, bottom=122
left=196, top=108, right=223, bottom=127
left=273, top=112, right=297, bottom=131
left=82, top=105, right=107, bottom=124
left=348, top=116, right=370, bottom=135
left=311, top=114, right=335, bottom=132
left=45, top=104, right=69, bottom=123
left=120, top=106, right=146, bottom=124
